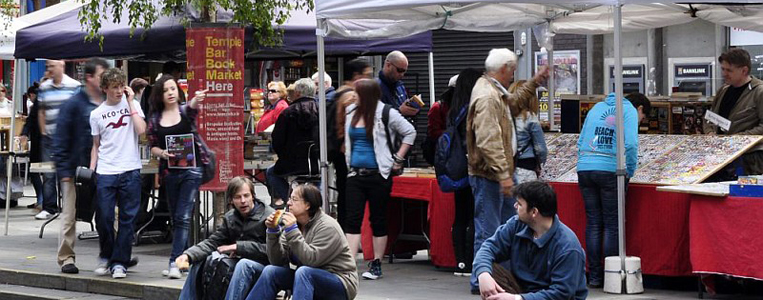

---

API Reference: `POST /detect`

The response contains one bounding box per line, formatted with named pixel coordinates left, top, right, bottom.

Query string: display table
left=549, top=182, right=693, bottom=276
left=689, top=195, right=763, bottom=280
left=360, top=176, right=456, bottom=268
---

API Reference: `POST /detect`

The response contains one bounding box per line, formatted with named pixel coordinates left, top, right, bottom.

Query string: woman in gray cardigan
left=245, top=184, right=358, bottom=300
left=343, top=79, right=416, bottom=280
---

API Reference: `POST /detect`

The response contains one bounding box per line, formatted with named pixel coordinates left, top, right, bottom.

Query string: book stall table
left=360, top=170, right=457, bottom=268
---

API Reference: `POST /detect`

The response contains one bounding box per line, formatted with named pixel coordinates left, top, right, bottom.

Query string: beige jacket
left=467, top=75, right=539, bottom=182
left=267, top=210, right=358, bottom=299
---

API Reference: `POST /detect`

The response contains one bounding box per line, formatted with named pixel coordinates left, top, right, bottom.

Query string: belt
left=349, top=167, right=379, bottom=177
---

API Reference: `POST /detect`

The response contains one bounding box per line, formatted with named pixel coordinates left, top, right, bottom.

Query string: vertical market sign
left=186, top=26, right=245, bottom=191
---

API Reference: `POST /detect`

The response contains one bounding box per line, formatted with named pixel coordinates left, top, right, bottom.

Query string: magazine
left=166, top=134, right=197, bottom=169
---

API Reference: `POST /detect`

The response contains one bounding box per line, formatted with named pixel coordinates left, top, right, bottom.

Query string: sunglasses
left=388, top=61, right=407, bottom=74
left=268, top=89, right=279, bottom=93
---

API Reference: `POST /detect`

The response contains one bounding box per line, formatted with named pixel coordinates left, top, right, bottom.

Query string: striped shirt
left=38, top=75, right=81, bottom=136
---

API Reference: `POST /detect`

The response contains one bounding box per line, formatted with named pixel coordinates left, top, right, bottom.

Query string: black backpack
left=434, top=106, right=469, bottom=192
left=198, top=255, right=239, bottom=300
left=382, top=104, right=405, bottom=176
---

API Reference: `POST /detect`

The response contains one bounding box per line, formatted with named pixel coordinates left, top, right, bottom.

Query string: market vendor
left=704, top=48, right=763, bottom=178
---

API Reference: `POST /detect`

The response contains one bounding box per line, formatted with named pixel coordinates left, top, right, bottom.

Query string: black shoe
left=587, top=282, right=603, bottom=289
left=126, top=257, right=139, bottom=268
left=26, top=203, right=38, bottom=209
left=470, top=287, right=480, bottom=295
left=61, top=263, right=79, bottom=274
left=361, top=259, right=383, bottom=280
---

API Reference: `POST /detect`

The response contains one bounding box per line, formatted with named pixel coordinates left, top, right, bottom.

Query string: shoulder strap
left=382, top=104, right=395, bottom=155
left=453, top=105, right=468, bottom=126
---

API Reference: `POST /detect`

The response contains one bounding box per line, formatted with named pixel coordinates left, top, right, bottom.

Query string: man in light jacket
left=466, top=48, right=549, bottom=294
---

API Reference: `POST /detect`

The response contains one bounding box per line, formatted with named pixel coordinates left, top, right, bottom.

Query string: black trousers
left=452, top=187, right=474, bottom=267
left=344, top=173, right=392, bottom=236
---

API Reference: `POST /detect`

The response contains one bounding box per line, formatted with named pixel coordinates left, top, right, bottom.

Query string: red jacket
left=427, top=101, right=449, bottom=139
left=256, top=99, right=289, bottom=133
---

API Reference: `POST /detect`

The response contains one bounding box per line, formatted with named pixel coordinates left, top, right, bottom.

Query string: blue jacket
left=515, top=112, right=548, bottom=164
left=52, top=89, right=98, bottom=179
left=577, top=93, right=638, bottom=177
left=377, top=70, right=420, bottom=109
left=473, top=215, right=588, bottom=300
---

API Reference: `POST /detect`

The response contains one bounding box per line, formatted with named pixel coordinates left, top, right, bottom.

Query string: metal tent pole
left=614, top=3, right=628, bottom=293
left=316, top=19, right=329, bottom=212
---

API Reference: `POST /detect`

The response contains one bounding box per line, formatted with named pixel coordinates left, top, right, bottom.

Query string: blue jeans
left=164, top=167, right=202, bottom=263
left=95, top=169, right=141, bottom=266
left=578, top=171, right=627, bottom=285
left=225, top=259, right=266, bottom=300
left=469, top=175, right=516, bottom=290
left=30, top=172, right=43, bottom=206
left=246, top=265, right=347, bottom=300
left=41, top=136, right=58, bottom=213
left=266, top=166, right=289, bottom=203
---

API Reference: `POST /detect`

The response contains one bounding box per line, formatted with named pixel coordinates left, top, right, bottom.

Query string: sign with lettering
left=675, top=64, right=711, bottom=78
left=704, top=110, right=731, bottom=132
left=186, top=26, right=245, bottom=191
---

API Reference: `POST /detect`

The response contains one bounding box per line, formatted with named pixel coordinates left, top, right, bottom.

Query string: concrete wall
left=603, top=20, right=720, bottom=95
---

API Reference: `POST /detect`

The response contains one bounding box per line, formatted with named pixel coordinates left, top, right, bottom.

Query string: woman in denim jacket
left=509, top=80, right=548, bottom=184
left=147, top=75, right=208, bottom=279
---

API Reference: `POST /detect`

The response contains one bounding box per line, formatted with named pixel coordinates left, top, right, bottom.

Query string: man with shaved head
left=35, top=60, right=81, bottom=220
left=377, top=50, right=420, bottom=117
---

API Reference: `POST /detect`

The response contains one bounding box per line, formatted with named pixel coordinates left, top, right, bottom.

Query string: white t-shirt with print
left=90, top=97, right=144, bottom=175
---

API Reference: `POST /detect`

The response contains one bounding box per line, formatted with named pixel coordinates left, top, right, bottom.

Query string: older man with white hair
left=311, top=72, right=336, bottom=104
left=466, top=48, right=549, bottom=294
left=266, top=78, right=320, bottom=208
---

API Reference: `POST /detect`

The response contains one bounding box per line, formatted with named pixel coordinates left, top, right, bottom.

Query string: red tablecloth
left=361, top=176, right=456, bottom=267
left=550, top=182, right=693, bottom=276
left=689, top=195, right=763, bottom=280
left=361, top=178, right=694, bottom=275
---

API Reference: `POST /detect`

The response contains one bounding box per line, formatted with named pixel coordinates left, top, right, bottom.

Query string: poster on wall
left=534, top=50, right=581, bottom=126
left=186, top=25, right=245, bottom=191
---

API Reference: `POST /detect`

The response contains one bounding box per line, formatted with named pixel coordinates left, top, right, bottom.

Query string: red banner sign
left=186, top=26, right=245, bottom=191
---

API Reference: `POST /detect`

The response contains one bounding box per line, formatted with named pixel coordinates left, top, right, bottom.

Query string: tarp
left=0, top=1, right=84, bottom=59
left=13, top=2, right=432, bottom=60
left=314, top=1, right=763, bottom=38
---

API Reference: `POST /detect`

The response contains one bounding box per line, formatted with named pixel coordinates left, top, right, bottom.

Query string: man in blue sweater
left=473, top=181, right=587, bottom=300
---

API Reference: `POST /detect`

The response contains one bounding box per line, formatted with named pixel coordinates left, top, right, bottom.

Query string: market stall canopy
left=315, top=1, right=763, bottom=39
left=14, top=2, right=432, bottom=60
left=0, top=1, right=84, bottom=60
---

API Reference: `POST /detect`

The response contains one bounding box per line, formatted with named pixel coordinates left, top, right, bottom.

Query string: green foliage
left=77, top=0, right=313, bottom=50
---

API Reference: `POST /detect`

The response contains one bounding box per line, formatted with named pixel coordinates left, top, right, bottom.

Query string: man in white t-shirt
left=89, top=68, right=146, bottom=279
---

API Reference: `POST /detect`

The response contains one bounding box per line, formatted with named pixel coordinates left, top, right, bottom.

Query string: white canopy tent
left=2, top=1, right=85, bottom=235
left=313, top=0, right=763, bottom=292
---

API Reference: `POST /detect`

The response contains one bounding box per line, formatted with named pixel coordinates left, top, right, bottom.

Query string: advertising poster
left=534, top=50, right=581, bottom=126
left=186, top=26, right=245, bottom=191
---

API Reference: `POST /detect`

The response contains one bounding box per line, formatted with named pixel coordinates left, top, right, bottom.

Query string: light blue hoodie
left=577, top=93, right=638, bottom=177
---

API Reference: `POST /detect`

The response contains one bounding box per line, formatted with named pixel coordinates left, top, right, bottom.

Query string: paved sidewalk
left=0, top=188, right=758, bottom=299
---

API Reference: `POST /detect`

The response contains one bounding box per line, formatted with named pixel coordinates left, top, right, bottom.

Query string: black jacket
left=272, top=96, right=319, bottom=176
left=183, top=201, right=274, bottom=265
left=21, top=102, right=42, bottom=163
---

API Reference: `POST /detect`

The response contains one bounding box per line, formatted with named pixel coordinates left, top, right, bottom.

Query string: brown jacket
left=267, top=210, right=358, bottom=299
left=704, top=77, right=763, bottom=149
left=466, top=75, right=539, bottom=182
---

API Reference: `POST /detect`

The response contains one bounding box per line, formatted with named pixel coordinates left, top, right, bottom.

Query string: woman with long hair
left=21, top=84, right=43, bottom=211
left=343, top=79, right=416, bottom=280
left=509, top=80, right=548, bottom=184
left=256, top=81, right=288, bottom=133
left=146, top=75, right=208, bottom=279
left=446, top=68, right=482, bottom=276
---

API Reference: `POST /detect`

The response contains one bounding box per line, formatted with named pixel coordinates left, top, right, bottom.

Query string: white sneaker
left=94, top=259, right=109, bottom=276
left=111, top=265, right=127, bottom=279
left=34, top=211, right=53, bottom=220
left=168, top=267, right=181, bottom=279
